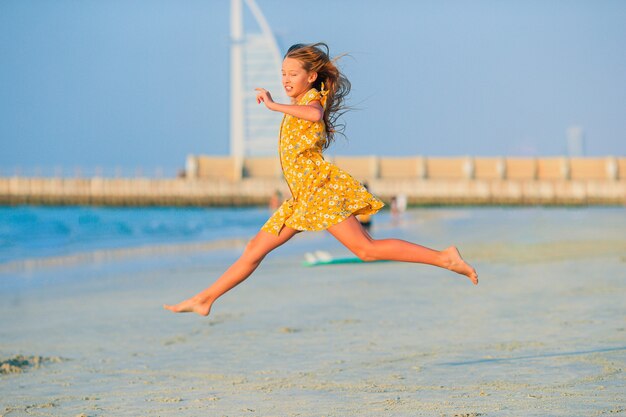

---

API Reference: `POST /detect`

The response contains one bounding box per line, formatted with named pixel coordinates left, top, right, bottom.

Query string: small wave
left=78, top=213, right=101, bottom=225
left=114, top=221, right=134, bottom=235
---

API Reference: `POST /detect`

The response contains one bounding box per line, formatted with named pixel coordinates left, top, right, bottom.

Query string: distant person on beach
left=268, top=189, right=283, bottom=211
left=396, top=193, right=407, bottom=213
left=389, top=196, right=400, bottom=226
left=356, top=182, right=373, bottom=232
left=165, top=43, right=477, bottom=317
left=356, top=212, right=372, bottom=232
left=390, top=193, right=407, bottom=226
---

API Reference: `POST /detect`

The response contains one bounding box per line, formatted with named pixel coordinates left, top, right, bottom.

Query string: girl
left=165, top=43, right=478, bottom=317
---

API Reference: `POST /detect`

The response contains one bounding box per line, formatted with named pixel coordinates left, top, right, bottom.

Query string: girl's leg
left=327, top=215, right=478, bottom=284
left=164, top=226, right=301, bottom=316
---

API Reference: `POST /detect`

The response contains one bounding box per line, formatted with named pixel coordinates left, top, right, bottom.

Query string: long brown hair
left=285, top=42, right=351, bottom=149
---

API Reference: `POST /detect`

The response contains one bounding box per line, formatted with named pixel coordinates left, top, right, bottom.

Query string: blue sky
left=1, top=0, right=625, bottom=175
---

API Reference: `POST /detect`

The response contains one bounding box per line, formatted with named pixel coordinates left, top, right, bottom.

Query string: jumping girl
left=165, top=43, right=478, bottom=317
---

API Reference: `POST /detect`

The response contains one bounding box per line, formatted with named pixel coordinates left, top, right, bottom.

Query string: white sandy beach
left=1, top=207, right=625, bottom=416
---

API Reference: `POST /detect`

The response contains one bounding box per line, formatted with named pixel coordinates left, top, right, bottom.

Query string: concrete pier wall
left=1, top=156, right=624, bottom=206
left=188, top=155, right=625, bottom=181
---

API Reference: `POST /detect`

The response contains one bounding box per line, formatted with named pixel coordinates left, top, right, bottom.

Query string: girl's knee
left=244, top=236, right=268, bottom=263
left=354, top=242, right=378, bottom=262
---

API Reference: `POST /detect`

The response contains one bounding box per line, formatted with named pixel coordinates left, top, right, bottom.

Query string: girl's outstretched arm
left=255, top=88, right=323, bottom=122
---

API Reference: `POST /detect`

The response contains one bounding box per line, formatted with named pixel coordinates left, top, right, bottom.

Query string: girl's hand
left=255, top=88, right=275, bottom=109
left=254, top=88, right=323, bottom=122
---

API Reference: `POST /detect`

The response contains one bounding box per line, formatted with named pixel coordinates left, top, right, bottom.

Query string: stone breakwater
left=1, top=177, right=624, bottom=206
left=1, top=156, right=624, bottom=206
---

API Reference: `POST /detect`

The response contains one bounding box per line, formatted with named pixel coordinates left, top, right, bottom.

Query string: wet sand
left=0, top=208, right=625, bottom=416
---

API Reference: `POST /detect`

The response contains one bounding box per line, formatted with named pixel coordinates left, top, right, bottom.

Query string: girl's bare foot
left=442, top=246, right=479, bottom=285
left=163, top=297, right=213, bottom=316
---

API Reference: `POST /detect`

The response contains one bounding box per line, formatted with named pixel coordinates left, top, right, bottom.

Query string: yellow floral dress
left=261, top=88, right=384, bottom=236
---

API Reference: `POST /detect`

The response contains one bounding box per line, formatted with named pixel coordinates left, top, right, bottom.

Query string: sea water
left=1, top=205, right=623, bottom=289
left=0, top=206, right=272, bottom=265
left=0, top=205, right=287, bottom=289
left=2, top=205, right=624, bottom=265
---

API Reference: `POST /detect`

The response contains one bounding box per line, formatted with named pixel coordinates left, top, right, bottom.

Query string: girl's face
left=282, top=57, right=317, bottom=102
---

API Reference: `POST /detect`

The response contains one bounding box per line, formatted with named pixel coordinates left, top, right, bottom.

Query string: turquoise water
left=1, top=205, right=623, bottom=288
left=0, top=206, right=273, bottom=264
left=2, top=205, right=624, bottom=267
